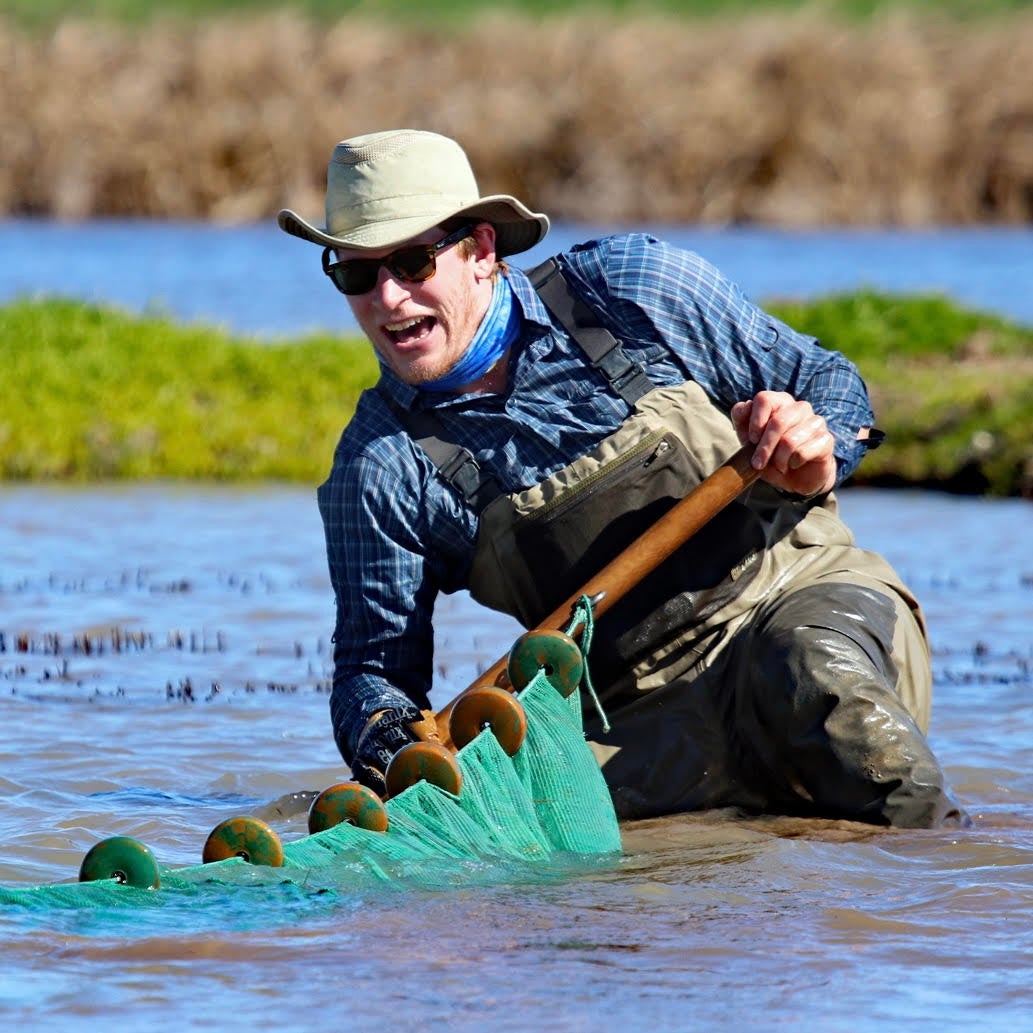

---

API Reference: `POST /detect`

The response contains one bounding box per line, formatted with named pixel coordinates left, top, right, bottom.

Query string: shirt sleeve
left=317, top=448, right=437, bottom=765
left=578, top=234, right=876, bottom=483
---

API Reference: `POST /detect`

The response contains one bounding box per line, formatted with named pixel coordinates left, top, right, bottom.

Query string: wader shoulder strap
left=526, top=258, right=655, bottom=406
left=390, top=403, right=502, bottom=514
left=390, top=259, right=657, bottom=512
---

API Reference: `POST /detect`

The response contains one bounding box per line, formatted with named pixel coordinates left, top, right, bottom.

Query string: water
left=0, top=485, right=1031, bottom=1032
left=2, top=221, right=1033, bottom=1029
left=2, top=218, right=1033, bottom=336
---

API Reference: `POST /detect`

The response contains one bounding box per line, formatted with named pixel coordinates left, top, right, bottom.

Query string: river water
left=2, top=485, right=1032, bottom=1032
left=1, top=222, right=1032, bottom=1030
left=2, top=218, right=1033, bottom=336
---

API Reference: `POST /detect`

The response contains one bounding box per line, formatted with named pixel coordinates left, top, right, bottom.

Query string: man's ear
left=470, top=222, right=499, bottom=278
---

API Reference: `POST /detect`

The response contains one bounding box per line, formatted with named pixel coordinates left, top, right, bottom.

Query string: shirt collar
left=376, top=366, right=420, bottom=410
left=507, top=265, right=556, bottom=329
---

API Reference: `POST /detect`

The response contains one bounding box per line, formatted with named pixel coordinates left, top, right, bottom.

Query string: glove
left=351, top=703, right=440, bottom=797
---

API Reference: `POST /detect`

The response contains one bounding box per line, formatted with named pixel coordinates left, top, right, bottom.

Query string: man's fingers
left=733, top=392, right=836, bottom=494
left=767, top=414, right=834, bottom=473
left=730, top=400, right=753, bottom=446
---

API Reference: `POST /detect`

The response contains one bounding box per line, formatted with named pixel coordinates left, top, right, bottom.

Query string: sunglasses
left=321, top=225, right=475, bottom=296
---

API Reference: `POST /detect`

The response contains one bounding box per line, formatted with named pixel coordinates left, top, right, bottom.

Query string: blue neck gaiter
left=420, top=275, right=521, bottom=393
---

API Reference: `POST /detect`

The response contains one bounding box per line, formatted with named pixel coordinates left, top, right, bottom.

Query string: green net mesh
left=0, top=655, right=621, bottom=912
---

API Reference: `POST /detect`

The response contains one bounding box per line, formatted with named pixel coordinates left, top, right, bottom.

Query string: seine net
left=0, top=659, right=621, bottom=912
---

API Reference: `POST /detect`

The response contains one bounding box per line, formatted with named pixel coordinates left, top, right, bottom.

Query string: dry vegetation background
left=2, top=9, right=1032, bottom=227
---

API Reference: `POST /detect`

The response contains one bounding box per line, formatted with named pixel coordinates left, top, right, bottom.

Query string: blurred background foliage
left=3, top=0, right=1031, bottom=491
left=3, top=1, right=1033, bottom=226
left=4, top=0, right=1033, bottom=30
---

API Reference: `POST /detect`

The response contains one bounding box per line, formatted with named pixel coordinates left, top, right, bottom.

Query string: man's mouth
left=384, top=315, right=435, bottom=346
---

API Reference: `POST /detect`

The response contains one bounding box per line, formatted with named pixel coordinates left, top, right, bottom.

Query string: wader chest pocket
left=511, top=429, right=762, bottom=627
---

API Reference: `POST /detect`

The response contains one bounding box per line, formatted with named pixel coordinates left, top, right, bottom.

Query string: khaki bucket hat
left=277, top=129, right=550, bottom=257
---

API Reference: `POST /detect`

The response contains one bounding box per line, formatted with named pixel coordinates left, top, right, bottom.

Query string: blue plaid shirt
left=317, top=233, right=875, bottom=762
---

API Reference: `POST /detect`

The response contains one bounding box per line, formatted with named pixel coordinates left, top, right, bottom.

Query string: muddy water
left=1, top=485, right=1031, bottom=1032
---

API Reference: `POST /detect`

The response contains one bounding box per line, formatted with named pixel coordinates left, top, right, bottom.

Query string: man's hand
left=730, top=391, right=837, bottom=498
left=351, top=704, right=441, bottom=797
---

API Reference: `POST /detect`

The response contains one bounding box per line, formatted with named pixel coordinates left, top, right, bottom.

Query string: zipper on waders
left=515, top=429, right=675, bottom=527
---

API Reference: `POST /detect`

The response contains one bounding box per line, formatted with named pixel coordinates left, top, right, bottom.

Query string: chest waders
left=395, top=262, right=964, bottom=828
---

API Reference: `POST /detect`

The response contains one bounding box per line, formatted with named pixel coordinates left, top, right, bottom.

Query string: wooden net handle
left=437, top=443, right=760, bottom=726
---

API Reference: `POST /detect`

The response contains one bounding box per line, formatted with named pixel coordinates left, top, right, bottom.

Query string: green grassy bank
left=0, top=299, right=378, bottom=482
left=2, top=294, right=1031, bottom=495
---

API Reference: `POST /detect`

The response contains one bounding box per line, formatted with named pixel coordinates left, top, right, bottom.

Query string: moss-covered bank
left=0, top=298, right=378, bottom=481
left=767, top=292, right=1033, bottom=497
left=2, top=294, right=1030, bottom=495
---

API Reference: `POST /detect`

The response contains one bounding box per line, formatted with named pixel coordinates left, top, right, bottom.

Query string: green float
left=449, top=686, right=528, bottom=756
left=507, top=630, right=584, bottom=697
left=307, top=782, right=389, bottom=834
left=202, top=816, right=285, bottom=867
left=78, top=836, right=161, bottom=889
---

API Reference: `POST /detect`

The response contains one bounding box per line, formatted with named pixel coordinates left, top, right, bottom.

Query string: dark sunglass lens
left=388, top=247, right=436, bottom=283
left=324, top=235, right=460, bottom=295
left=334, top=262, right=378, bottom=295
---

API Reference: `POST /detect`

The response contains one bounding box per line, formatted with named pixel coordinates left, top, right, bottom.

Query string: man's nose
left=371, top=265, right=411, bottom=305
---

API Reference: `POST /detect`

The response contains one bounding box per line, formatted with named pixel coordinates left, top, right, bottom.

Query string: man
left=279, top=129, right=965, bottom=828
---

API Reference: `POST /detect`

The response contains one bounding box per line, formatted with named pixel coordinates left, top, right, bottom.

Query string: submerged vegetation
left=2, top=294, right=1031, bottom=495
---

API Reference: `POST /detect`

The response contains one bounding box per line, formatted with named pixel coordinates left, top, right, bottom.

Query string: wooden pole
left=437, top=443, right=760, bottom=725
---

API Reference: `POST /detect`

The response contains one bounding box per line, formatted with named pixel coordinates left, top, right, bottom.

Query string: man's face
left=337, top=223, right=498, bottom=387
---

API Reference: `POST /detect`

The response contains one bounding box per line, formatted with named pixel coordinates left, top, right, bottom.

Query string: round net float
left=448, top=686, right=528, bottom=756
left=506, top=629, right=584, bottom=697
left=78, top=836, right=161, bottom=889
left=201, top=816, right=285, bottom=867
left=307, top=781, right=389, bottom=834
left=384, top=741, right=463, bottom=799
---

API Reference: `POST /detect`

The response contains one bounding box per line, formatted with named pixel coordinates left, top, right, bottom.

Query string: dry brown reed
left=2, top=9, right=1032, bottom=226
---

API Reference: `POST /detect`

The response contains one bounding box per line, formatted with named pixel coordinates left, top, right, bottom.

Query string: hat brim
left=277, top=195, right=549, bottom=258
